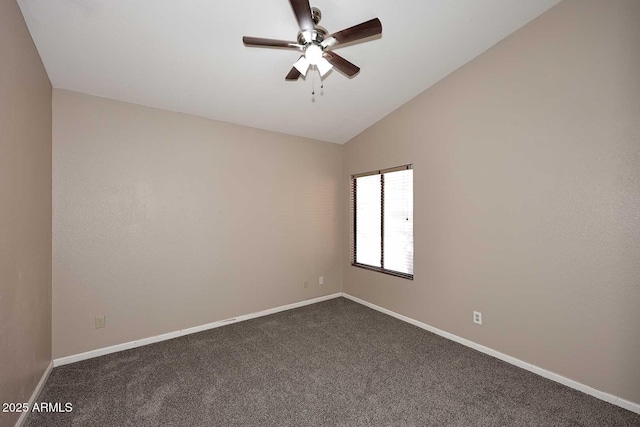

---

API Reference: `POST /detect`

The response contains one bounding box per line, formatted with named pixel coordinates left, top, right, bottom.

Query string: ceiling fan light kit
left=243, top=0, right=382, bottom=84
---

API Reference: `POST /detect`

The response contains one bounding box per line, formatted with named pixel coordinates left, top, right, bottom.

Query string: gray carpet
left=26, top=298, right=640, bottom=426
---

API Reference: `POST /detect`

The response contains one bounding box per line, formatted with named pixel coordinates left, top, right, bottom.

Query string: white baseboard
left=15, top=361, right=53, bottom=427
left=342, top=293, right=640, bottom=415
left=53, top=293, right=342, bottom=368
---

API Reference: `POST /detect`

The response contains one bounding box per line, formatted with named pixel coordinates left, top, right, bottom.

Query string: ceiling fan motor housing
left=297, top=26, right=328, bottom=45
left=297, top=7, right=327, bottom=45
left=298, top=7, right=329, bottom=46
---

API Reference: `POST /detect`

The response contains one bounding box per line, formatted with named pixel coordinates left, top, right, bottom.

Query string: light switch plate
left=95, top=316, right=106, bottom=329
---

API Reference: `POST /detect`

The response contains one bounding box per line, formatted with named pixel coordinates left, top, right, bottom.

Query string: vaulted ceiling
left=19, top=0, right=560, bottom=143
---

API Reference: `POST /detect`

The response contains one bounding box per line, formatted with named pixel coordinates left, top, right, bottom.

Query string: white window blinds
left=351, top=165, right=413, bottom=279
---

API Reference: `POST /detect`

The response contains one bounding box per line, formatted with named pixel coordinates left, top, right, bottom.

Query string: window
left=351, top=165, right=414, bottom=279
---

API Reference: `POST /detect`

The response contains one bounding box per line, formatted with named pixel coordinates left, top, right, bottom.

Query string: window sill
left=351, top=263, right=413, bottom=280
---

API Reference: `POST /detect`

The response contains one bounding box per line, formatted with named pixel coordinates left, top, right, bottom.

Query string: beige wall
left=343, top=0, right=640, bottom=405
left=0, top=1, right=52, bottom=426
left=52, top=90, right=343, bottom=359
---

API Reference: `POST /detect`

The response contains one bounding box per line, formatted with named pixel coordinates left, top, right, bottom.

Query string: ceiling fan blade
left=322, top=18, right=382, bottom=48
left=290, top=0, right=314, bottom=32
left=323, top=52, right=360, bottom=77
left=286, top=67, right=302, bottom=81
left=243, top=37, right=301, bottom=49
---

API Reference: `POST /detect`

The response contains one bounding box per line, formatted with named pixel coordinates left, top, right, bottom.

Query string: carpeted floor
left=26, top=297, right=640, bottom=426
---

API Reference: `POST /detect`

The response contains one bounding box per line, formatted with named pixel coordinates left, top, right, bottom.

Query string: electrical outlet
left=303, top=280, right=308, bottom=289
left=473, top=311, right=482, bottom=325
left=319, top=276, right=324, bottom=285
left=95, top=316, right=106, bottom=329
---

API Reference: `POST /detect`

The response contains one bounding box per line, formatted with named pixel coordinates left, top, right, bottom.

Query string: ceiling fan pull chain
left=311, top=65, right=315, bottom=102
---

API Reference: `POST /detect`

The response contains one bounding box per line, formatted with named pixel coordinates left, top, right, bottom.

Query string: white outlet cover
left=319, top=276, right=324, bottom=285
left=473, top=311, right=482, bottom=325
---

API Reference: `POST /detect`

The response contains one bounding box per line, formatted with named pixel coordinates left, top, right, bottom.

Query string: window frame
left=351, top=164, right=414, bottom=280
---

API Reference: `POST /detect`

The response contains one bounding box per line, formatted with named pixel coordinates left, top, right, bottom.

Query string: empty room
left=1, top=0, right=639, bottom=425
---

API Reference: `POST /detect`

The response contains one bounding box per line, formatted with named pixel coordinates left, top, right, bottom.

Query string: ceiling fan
left=242, top=0, right=382, bottom=81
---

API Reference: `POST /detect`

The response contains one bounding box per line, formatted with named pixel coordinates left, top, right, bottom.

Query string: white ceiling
left=19, top=0, right=560, bottom=144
